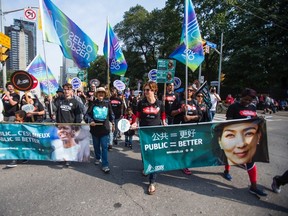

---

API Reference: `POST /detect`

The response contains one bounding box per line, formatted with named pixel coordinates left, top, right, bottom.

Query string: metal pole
left=217, top=32, right=223, bottom=95
left=0, top=0, right=7, bottom=89
left=198, top=64, right=202, bottom=82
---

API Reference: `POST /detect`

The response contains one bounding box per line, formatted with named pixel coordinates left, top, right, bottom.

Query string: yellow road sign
left=0, top=32, right=11, bottom=49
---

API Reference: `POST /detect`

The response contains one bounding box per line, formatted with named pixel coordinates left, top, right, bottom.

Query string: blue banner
left=139, top=118, right=269, bottom=174
left=0, top=123, right=91, bottom=162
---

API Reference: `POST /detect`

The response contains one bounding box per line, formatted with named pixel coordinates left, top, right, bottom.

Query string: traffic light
left=0, top=46, right=9, bottom=63
left=221, top=73, right=225, bottom=81
left=202, top=40, right=209, bottom=54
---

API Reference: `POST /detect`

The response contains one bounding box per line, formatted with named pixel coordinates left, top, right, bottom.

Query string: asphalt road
left=0, top=112, right=288, bottom=216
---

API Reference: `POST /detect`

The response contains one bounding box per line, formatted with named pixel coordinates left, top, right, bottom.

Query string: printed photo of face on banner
left=212, top=118, right=269, bottom=165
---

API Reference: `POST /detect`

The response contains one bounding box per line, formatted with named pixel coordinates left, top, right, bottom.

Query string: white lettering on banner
left=66, top=32, right=93, bottom=60
left=178, top=139, right=202, bottom=147
left=22, top=137, right=40, bottom=144
left=0, top=137, right=14, bottom=142
left=155, top=165, right=164, bottom=171
left=179, top=129, right=196, bottom=139
left=0, top=131, right=12, bottom=136
left=18, top=131, right=50, bottom=138
left=152, top=132, right=169, bottom=141
left=144, top=142, right=168, bottom=151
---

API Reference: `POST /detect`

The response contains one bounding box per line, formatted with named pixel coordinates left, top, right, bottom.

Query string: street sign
left=0, top=32, right=11, bottom=49
left=24, top=8, right=37, bottom=21
left=206, top=41, right=217, bottom=49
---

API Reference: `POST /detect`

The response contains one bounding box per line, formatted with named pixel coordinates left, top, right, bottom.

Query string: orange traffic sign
left=0, top=32, right=11, bottom=49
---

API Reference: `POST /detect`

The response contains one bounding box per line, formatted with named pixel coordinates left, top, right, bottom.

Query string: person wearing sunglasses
left=171, top=85, right=203, bottom=175
left=131, top=81, right=167, bottom=195
left=196, top=93, right=211, bottom=122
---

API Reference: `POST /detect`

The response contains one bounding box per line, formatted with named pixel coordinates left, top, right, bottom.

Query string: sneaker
left=223, top=171, right=232, bottom=181
left=102, top=166, right=110, bottom=173
left=22, top=160, right=28, bottom=164
left=129, top=144, right=132, bottom=149
left=108, top=144, right=113, bottom=151
left=249, top=187, right=267, bottom=196
left=65, top=161, right=70, bottom=167
left=94, top=159, right=101, bottom=165
left=271, top=176, right=281, bottom=193
left=6, top=160, right=17, bottom=168
left=182, top=168, right=192, bottom=175
left=113, top=140, right=118, bottom=145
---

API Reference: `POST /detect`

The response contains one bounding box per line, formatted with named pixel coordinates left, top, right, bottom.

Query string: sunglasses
left=144, top=88, right=152, bottom=92
left=187, top=89, right=194, bottom=92
left=197, top=95, right=204, bottom=98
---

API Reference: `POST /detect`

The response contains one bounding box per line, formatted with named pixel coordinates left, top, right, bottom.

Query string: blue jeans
left=113, top=118, right=120, bottom=140
left=125, top=135, right=133, bottom=145
left=92, top=134, right=109, bottom=167
left=209, top=110, right=216, bottom=120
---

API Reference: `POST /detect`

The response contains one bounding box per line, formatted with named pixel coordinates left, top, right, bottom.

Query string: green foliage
left=87, top=0, right=288, bottom=98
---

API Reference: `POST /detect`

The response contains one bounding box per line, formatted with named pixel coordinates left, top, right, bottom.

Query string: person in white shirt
left=209, top=87, right=221, bottom=120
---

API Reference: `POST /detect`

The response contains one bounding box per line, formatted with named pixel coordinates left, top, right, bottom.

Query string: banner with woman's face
left=138, top=117, right=269, bottom=175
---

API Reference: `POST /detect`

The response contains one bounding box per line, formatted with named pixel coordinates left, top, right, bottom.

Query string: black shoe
left=22, top=160, right=28, bottom=164
left=271, top=176, right=281, bottom=193
left=113, top=140, right=118, bottom=145
left=249, top=187, right=267, bottom=196
left=108, top=145, right=113, bottom=151
left=129, top=144, right=132, bottom=149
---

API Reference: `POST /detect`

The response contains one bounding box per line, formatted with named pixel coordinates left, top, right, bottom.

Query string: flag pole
left=185, top=0, right=188, bottom=107
left=106, top=17, right=111, bottom=96
left=39, top=0, right=53, bottom=114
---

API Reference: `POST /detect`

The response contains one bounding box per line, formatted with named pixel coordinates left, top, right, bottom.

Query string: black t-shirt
left=137, top=98, right=165, bottom=127
left=2, top=92, right=20, bottom=117
left=21, top=97, right=45, bottom=122
left=172, top=98, right=202, bottom=124
left=226, top=102, right=257, bottom=119
left=164, top=92, right=179, bottom=116
left=54, top=97, right=82, bottom=123
left=86, top=90, right=95, bottom=107
left=110, top=96, right=123, bottom=119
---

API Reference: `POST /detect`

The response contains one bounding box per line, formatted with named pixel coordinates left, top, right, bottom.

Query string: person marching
left=123, top=107, right=136, bottom=149
left=85, top=87, right=115, bottom=173
left=163, top=83, right=179, bottom=125
left=223, top=88, right=267, bottom=197
left=131, top=81, right=167, bottom=195
left=171, top=85, right=202, bottom=175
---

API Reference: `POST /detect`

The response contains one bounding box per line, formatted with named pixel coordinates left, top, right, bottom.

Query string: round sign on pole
left=11, top=70, right=34, bottom=91
left=113, top=80, right=126, bottom=91
left=117, top=119, right=131, bottom=133
left=148, top=69, right=157, bottom=82
left=71, top=77, right=82, bottom=90
left=174, top=77, right=182, bottom=89
left=89, top=79, right=100, bottom=87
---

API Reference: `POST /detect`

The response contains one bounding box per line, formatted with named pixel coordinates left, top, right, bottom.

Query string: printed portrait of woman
left=52, top=125, right=90, bottom=162
left=212, top=118, right=269, bottom=165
